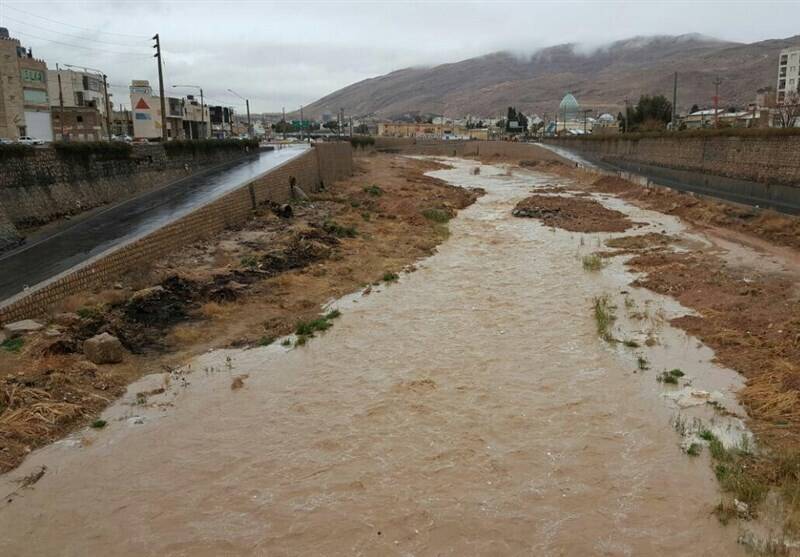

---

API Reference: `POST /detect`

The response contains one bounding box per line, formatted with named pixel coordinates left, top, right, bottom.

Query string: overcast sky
left=3, top=0, right=799, bottom=112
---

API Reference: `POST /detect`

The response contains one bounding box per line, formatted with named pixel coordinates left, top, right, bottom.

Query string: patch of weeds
left=76, top=305, right=103, bottom=319
left=624, top=296, right=636, bottom=310
left=592, top=295, right=616, bottom=342
left=325, top=309, right=341, bottom=320
left=421, top=208, right=451, bottom=223
left=622, top=339, right=639, bottom=348
left=687, top=443, right=702, bottom=456
left=363, top=184, right=383, bottom=196
left=293, top=310, right=343, bottom=347
left=699, top=429, right=716, bottom=442
left=281, top=338, right=292, bottom=347
left=90, top=419, right=107, bottom=429
left=1, top=336, right=24, bottom=353
left=350, top=199, right=362, bottom=208
left=383, top=271, right=400, bottom=283
left=701, top=430, right=769, bottom=518
left=240, top=255, right=259, bottom=270
left=637, top=355, right=649, bottom=371
left=657, top=368, right=685, bottom=384
left=258, top=336, right=275, bottom=346
left=323, top=220, right=358, bottom=238
left=361, top=211, right=371, bottom=221
left=582, top=253, right=605, bottom=271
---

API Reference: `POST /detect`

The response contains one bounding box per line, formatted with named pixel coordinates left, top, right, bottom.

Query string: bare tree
left=775, top=91, right=800, bottom=128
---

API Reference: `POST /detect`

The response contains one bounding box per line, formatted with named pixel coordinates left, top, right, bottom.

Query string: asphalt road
left=0, top=145, right=308, bottom=304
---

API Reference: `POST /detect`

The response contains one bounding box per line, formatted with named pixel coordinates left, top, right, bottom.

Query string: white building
left=777, top=46, right=800, bottom=104
left=47, top=69, right=109, bottom=116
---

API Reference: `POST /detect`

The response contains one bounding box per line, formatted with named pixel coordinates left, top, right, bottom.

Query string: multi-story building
left=130, top=80, right=210, bottom=140
left=51, top=106, right=103, bottom=141
left=209, top=105, right=234, bottom=138
left=777, top=46, right=800, bottom=104
left=0, top=27, right=52, bottom=140
left=47, top=68, right=110, bottom=139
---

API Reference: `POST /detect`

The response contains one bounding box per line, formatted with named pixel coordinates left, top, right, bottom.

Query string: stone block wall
left=0, top=143, right=259, bottom=229
left=546, top=135, right=800, bottom=186
left=0, top=144, right=353, bottom=324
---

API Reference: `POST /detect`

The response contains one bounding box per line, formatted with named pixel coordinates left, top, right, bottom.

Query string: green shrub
left=1, top=337, right=24, bottom=352
left=0, top=144, right=35, bottom=160
left=54, top=141, right=132, bottom=162
left=421, top=208, right=451, bottom=223
left=350, top=136, right=375, bottom=149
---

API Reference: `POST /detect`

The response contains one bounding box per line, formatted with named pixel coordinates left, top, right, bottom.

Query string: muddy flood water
left=0, top=158, right=751, bottom=556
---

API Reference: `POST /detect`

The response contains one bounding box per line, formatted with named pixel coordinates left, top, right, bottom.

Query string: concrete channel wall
left=0, top=143, right=261, bottom=241
left=545, top=135, right=800, bottom=213
left=0, top=143, right=353, bottom=324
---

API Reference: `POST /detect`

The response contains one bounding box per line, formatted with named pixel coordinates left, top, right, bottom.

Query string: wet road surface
left=0, top=146, right=308, bottom=304
left=0, top=158, right=748, bottom=555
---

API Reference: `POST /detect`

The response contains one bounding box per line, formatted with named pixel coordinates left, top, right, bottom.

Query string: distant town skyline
left=2, top=0, right=800, bottom=112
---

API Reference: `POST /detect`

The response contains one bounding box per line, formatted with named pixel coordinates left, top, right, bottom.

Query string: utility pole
left=56, top=63, right=65, bottom=140
left=349, top=116, right=353, bottom=138
left=624, top=97, right=630, bottom=133
left=671, top=72, right=678, bottom=130
left=282, top=106, right=286, bottom=140
left=713, top=76, right=722, bottom=129
left=153, top=34, right=167, bottom=141
left=245, top=99, right=251, bottom=138
left=102, top=74, right=112, bottom=140
left=300, top=105, right=304, bottom=141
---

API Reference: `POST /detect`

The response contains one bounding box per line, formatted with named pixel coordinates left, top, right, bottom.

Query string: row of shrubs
left=163, top=138, right=259, bottom=157
left=0, top=138, right=261, bottom=162
left=552, top=126, right=800, bottom=141
left=349, top=136, right=375, bottom=149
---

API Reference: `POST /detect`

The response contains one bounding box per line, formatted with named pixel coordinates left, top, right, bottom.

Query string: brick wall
left=0, top=143, right=259, bottom=229
left=0, top=144, right=353, bottom=324
left=546, top=135, right=800, bottom=186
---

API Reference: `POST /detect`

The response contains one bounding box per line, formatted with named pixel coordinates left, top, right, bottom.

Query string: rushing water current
left=0, top=158, right=749, bottom=556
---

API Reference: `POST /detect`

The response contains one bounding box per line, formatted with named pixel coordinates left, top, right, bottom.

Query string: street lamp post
left=63, top=64, right=112, bottom=141
left=173, top=84, right=205, bottom=139
left=228, top=89, right=251, bottom=138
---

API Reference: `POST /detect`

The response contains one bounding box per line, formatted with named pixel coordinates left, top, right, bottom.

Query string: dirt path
left=0, top=158, right=746, bottom=556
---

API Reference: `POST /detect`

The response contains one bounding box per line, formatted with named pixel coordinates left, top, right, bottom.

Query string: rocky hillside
left=302, top=34, right=797, bottom=119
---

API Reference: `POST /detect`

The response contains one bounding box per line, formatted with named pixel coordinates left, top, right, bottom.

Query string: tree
left=629, top=95, right=672, bottom=131
left=690, top=104, right=700, bottom=114
left=323, top=121, right=339, bottom=131
left=354, top=123, right=369, bottom=134
left=776, top=92, right=800, bottom=128
left=517, top=111, right=529, bottom=131
left=273, top=120, right=295, bottom=133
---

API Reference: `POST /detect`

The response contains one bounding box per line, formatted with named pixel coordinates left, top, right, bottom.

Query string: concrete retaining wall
left=0, top=143, right=259, bottom=231
left=0, top=144, right=353, bottom=324
left=546, top=135, right=800, bottom=186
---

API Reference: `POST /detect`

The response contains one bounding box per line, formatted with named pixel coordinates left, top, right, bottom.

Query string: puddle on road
left=0, top=158, right=753, bottom=555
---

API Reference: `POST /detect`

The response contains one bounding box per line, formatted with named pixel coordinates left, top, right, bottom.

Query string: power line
left=2, top=4, right=150, bottom=39
left=2, top=14, right=151, bottom=49
left=12, top=30, right=154, bottom=58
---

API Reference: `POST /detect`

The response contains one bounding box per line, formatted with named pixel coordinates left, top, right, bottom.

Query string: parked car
left=16, top=136, right=46, bottom=146
left=0, top=138, right=13, bottom=145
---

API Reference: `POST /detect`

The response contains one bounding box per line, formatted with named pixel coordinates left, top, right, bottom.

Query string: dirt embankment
left=512, top=194, right=638, bottom=233
left=0, top=153, right=481, bottom=473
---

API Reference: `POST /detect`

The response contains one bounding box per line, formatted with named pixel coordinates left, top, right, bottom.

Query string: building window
left=77, top=115, right=84, bottom=123
left=779, top=79, right=786, bottom=90
left=23, top=89, right=48, bottom=105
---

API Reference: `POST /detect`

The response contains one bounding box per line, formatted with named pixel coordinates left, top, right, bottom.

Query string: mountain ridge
left=302, top=34, right=798, bottom=119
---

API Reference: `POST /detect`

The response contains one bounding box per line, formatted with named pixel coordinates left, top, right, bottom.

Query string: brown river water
left=0, top=158, right=753, bottom=556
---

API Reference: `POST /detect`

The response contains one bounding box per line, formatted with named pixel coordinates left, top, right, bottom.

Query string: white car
left=17, top=136, right=46, bottom=146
